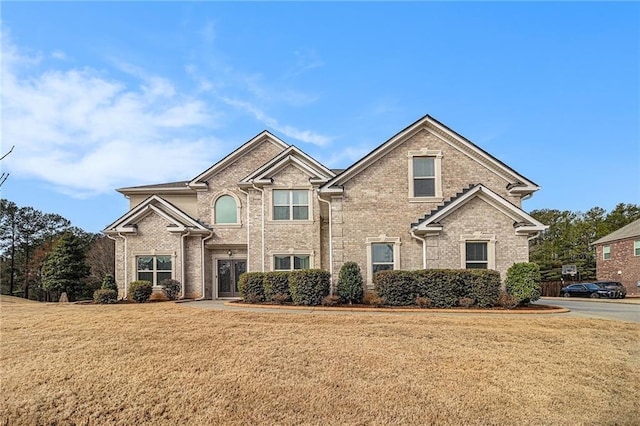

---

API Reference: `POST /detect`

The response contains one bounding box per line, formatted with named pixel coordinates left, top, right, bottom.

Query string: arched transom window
left=215, top=195, right=238, bottom=224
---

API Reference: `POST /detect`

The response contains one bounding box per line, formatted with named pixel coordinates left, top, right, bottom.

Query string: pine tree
left=42, top=232, right=90, bottom=301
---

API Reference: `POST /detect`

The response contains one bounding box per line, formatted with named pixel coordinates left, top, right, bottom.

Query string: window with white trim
left=273, top=190, right=309, bottom=220
left=137, top=255, right=172, bottom=285
left=465, top=242, right=488, bottom=269
left=371, top=243, right=394, bottom=274
left=274, top=255, right=310, bottom=270
left=408, top=150, right=443, bottom=201
left=365, top=235, right=401, bottom=286
left=215, top=195, right=238, bottom=224
left=603, top=245, right=611, bottom=260
left=634, top=240, right=640, bottom=256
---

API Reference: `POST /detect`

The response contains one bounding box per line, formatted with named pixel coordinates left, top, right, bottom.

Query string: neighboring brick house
left=104, top=115, right=547, bottom=299
left=593, top=219, right=640, bottom=296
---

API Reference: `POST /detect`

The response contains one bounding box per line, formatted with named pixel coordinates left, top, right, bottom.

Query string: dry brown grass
left=1, top=296, right=638, bottom=425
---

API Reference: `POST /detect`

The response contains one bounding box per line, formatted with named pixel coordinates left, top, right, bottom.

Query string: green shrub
left=337, top=261, right=364, bottom=304
left=505, top=262, right=542, bottom=305
left=289, top=270, right=330, bottom=306
left=415, top=270, right=464, bottom=308
left=159, top=278, right=181, bottom=300
left=93, top=289, right=117, bottom=304
left=263, top=272, right=290, bottom=302
left=374, top=270, right=417, bottom=306
left=128, top=280, right=153, bottom=303
left=465, top=269, right=501, bottom=308
left=238, top=272, right=265, bottom=303
left=101, top=274, right=118, bottom=296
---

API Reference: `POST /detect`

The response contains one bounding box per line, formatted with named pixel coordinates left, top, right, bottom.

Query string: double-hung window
left=603, top=245, right=611, bottom=260
left=413, top=157, right=436, bottom=197
left=137, top=255, right=172, bottom=285
left=371, top=243, right=394, bottom=274
left=465, top=242, right=488, bottom=269
left=274, top=255, right=310, bottom=271
left=634, top=240, right=640, bottom=256
left=273, top=190, right=309, bottom=220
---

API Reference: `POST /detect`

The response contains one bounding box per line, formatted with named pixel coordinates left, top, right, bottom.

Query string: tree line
left=529, top=203, right=640, bottom=282
left=0, top=199, right=114, bottom=301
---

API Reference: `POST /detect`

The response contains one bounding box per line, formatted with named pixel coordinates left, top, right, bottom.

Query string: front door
left=217, top=259, right=246, bottom=298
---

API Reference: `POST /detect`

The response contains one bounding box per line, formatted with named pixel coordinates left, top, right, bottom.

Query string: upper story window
left=273, top=189, right=309, bottom=220
left=603, top=245, right=611, bottom=260
left=215, top=195, right=238, bottom=224
left=408, top=150, right=443, bottom=201
left=413, top=157, right=435, bottom=197
left=634, top=240, right=640, bottom=256
left=137, top=255, right=172, bottom=285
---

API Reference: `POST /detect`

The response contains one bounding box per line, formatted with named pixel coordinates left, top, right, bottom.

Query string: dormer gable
left=411, top=184, right=547, bottom=236
left=239, top=145, right=335, bottom=187
left=104, top=195, right=210, bottom=235
left=188, top=131, right=289, bottom=191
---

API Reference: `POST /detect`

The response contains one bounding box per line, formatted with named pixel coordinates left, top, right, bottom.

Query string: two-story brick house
left=593, top=218, right=640, bottom=296
left=104, top=115, right=547, bottom=299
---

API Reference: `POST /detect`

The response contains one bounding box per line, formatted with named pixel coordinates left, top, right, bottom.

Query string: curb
left=223, top=301, right=570, bottom=315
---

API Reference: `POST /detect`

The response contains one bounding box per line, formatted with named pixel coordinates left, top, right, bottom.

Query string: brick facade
left=596, top=239, right=640, bottom=296
left=106, top=116, right=545, bottom=299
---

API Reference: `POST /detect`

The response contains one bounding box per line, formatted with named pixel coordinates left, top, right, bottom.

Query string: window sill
left=213, top=224, right=242, bottom=229
left=408, top=196, right=444, bottom=203
left=268, top=220, right=314, bottom=225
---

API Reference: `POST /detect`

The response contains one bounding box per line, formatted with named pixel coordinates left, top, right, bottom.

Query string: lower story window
left=465, top=242, right=488, bottom=269
left=274, top=255, right=310, bottom=271
left=371, top=243, right=394, bottom=273
left=137, top=255, right=172, bottom=285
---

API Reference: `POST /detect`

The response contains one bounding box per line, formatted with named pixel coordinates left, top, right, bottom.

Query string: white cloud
left=1, top=32, right=219, bottom=196
left=221, top=97, right=332, bottom=146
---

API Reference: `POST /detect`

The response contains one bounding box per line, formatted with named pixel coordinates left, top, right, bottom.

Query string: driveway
left=537, top=297, right=640, bottom=323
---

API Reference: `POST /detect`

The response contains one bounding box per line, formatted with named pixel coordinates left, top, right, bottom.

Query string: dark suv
left=594, top=281, right=627, bottom=299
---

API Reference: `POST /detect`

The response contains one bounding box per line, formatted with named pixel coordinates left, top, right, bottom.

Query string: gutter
left=237, top=186, right=250, bottom=271
left=196, top=231, right=215, bottom=300
left=410, top=230, right=427, bottom=269
left=317, top=192, right=333, bottom=295
left=252, top=182, right=265, bottom=272
left=180, top=229, right=192, bottom=298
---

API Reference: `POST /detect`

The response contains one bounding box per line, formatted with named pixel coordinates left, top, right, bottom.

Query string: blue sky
left=1, top=2, right=638, bottom=233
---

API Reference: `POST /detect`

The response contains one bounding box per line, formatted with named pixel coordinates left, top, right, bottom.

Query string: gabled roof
left=320, top=114, right=540, bottom=197
left=239, top=145, right=335, bottom=186
left=188, top=131, right=289, bottom=190
left=593, top=218, right=640, bottom=245
left=411, top=184, right=547, bottom=235
left=104, top=195, right=210, bottom=235
left=117, top=180, right=192, bottom=196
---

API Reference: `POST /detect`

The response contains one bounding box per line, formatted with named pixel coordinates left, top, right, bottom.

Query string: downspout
left=252, top=182, right=265, bottom=272
left=410, top=230, right=427, bottom=269
left=196, top=231, right=215, bottom=300
left=118, top=233, right=129, bottom=299
left=180, top=229, right=192, bottom=299
left=317, top=192, right=333, bottom=295
left=237, top=187, right=250, bottom=271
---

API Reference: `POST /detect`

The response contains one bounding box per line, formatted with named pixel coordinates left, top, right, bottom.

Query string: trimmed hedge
left=374, top=269, right=501, bottom=308
left=93, top=289, right=117, bottom=304
left=263, top=272, right=291, bottom=302
left=238, top=272, right=266, bottom=303
left=289, top=269, right=330, bottom=306
left=505, top=262, right=542, bottom=305
left=128, top=280, right=153, bottom=303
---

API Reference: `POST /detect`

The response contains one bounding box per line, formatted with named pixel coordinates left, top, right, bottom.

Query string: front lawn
left=1, top=296, right=638, bottom=425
